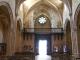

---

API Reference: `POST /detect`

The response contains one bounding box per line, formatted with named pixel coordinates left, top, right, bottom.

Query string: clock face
left=38, top=17, right=46, bottom=24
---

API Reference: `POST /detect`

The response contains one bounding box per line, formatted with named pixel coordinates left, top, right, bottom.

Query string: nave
left=35, top=55, right=51, bottom=60
left=0, top=0, right=80, bottom=59
left=0, top=55, right=75, bottom=60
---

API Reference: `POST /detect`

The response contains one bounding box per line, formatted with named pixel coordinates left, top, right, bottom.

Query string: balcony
left=23, top=28, right=64, bottom=34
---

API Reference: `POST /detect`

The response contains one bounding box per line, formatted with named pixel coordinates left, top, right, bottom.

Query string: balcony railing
left=23, top=28, right=63, bottom=34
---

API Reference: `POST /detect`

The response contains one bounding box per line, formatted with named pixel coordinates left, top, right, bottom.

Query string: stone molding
left=16, top=0, right=26, bottom=16
left=0, top=1, right=14, bottom=29
left=74, top=4, right=80, bottom=30
left=61, top=0, right=72, bottom=14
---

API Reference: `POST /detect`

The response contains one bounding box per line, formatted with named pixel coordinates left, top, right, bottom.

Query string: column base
left=72, top=54, right=80, bottom=58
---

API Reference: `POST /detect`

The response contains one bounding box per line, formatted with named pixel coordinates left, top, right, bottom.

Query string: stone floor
left=35, top=55, right=52, bottom=60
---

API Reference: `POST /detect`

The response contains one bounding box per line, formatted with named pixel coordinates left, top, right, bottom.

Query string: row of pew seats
left=0, top=51, right=35, bottom=60
left=51, top=52, right=75, bottom=60
left=0, top=55, right=35, bottom=60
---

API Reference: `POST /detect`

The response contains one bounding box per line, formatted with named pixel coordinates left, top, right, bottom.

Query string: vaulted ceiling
left=16, top=0, right=64, bottom=16
left=16, top=0, right=72, bottom=14
left=16, top=0, right=72, bottom=28
left=0, top=6, right=10, bottom=30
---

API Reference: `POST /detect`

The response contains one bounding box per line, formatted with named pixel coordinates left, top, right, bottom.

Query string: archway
left=15, top=20, right=22, bottom=52
left=34, top=34, right=52, bottom=55
left=16, top=0, right=62, bottom=27
left=77, top=10, right=80, bottom=56
left=39, top=40, right=47, bottom=55
left=66, top=21, right=72, bottom=54
left=0, top=2, right=14, bottom=56
left=74, top=4, right=80, bottom=57
left=34, top=15, right=51, bottom=55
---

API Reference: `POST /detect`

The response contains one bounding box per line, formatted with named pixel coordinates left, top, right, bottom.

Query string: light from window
left=38, top=17, right=46, bottom=24
left=64, top=4, right=67, bottom=11
left=20, top=4, right=22, bottom=11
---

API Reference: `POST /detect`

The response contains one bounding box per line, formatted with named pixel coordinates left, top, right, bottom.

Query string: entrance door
left=34, top=34, right=52, bottom=55
left=39, top=40, right=47, bottom=55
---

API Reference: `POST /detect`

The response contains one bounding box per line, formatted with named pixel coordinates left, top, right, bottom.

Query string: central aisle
left=35, top=55, right=52, bottom=60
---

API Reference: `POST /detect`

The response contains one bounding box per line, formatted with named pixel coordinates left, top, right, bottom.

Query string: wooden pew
left=0, top=56, right=12, bottom=60
left=13, top=51, right=35, bottom=60
left=76, top=58, right=80, bottom=60
left=51, top=52, right=70, bottom=60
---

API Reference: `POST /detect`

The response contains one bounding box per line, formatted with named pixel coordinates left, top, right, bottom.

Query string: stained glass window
left=38, top=17, right=46, bottom=24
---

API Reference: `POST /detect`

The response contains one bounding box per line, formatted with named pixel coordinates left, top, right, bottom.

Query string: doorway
left=34, top=34, right=52, bottom=55
left=38, top=40, right=47, bottom=55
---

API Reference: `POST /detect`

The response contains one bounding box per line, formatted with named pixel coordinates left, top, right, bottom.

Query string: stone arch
left=33, top=7, right=51, bottom=26
left=26, top=0, right=61, bottom=19
left=70, top=4, right=80, bottom=57
left=61, top=0, right=72, bottom=14
left=34, top=15, right=51, bottom=32
left=26, top=1, right=62, bottom=28
left=16, top=0, right=25, bottom=16
left=16, top=0, right=62, bottom=21
left=66, top=20, right=72, bottom=54
left=0, top=1, right=14, bottom=43
left=0, top=1, right=14, bottom=29
left=17, top=18, right=23, bottom=30
left=74, top=4, right=80, bottom=30
left=0, top=1, right=14, bottom=55
left=15, top=19, right=22, bottom=52
left=63, top=18, right=70, bottom=30
left=75, top=4, right=80, bottom=55
left=33, top=8, right=50, bottom=20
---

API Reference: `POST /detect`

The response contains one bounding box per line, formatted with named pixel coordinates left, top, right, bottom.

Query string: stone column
left=20, top=30, right=22, bottom=52
left=70, top=13, right=79, bottom=58
left=71, top=29, right=79, bottom=58
left=11, top=28, right=16, bottom=56
left=6, top=28, right=15, bottom=56
left=6, top=29, right=11, bottom=56
left=12, top=29, right=16, bottom=55
left=62, top=33, right=66, bottom=45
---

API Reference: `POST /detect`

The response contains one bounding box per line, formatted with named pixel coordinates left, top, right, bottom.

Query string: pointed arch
left=63, top=18, right=70, bottom=30
left=65, top=19, right=72, bottom=54
left=25, top=0, right=62, bottom=28
left=0, top=1, right=14, bottom=29
left=16, top=0, right=25, bottom=16
left=61, top=0, right=72, bottom=14
left=75, top=4, right=80, bottom=55
left=26, top=0, right=60, bottom=17
left=17, top=18, right=23, bottom=30
left=74, top=4, right=80, bottom=30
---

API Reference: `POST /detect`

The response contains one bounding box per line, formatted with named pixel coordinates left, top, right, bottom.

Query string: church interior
left=0, top=0, right=80, bottom=60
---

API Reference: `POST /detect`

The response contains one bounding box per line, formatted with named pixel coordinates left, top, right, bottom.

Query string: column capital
left=9, top=28, right=15, bottom=32
left=71, top=28, right=77, bottom=33
left=69, top=13, right=72, bottom=16
left=15, top=12, right=18, bottom=17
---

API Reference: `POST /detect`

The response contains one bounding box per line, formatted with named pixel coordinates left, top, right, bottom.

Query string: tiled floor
left=35, top=55, right=52, bottom=60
